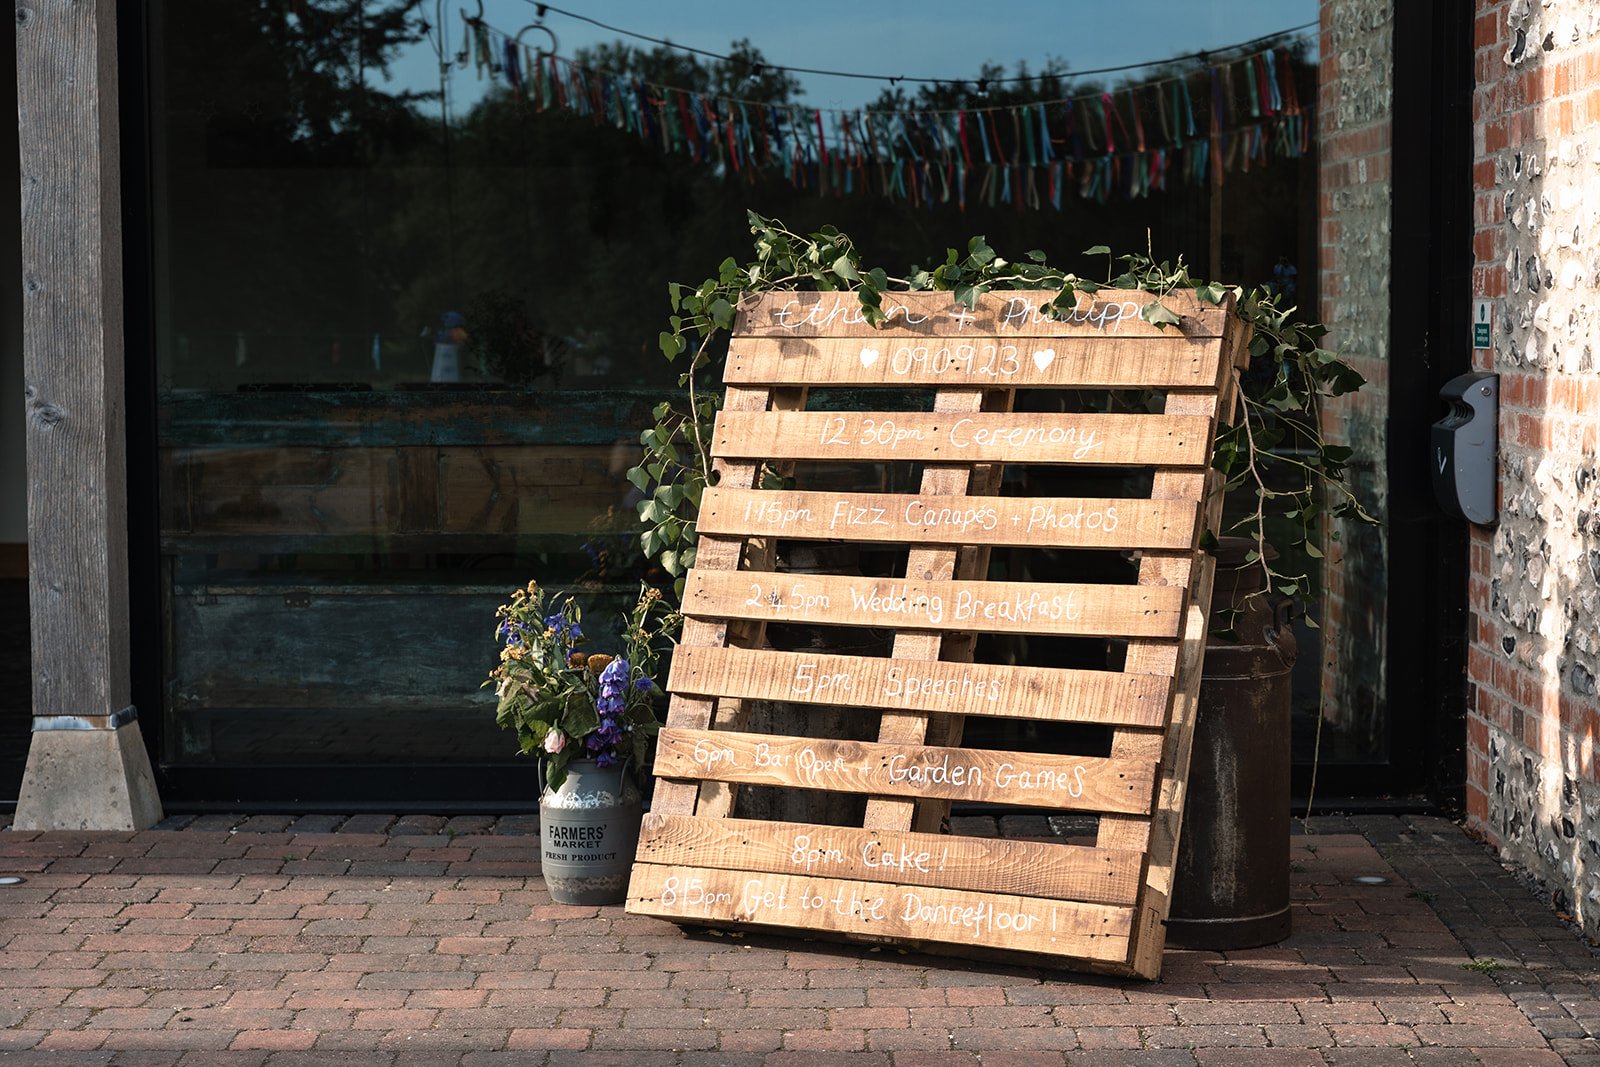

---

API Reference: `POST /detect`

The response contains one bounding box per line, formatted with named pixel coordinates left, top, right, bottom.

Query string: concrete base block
left=13, top=722, right=164, bottom=831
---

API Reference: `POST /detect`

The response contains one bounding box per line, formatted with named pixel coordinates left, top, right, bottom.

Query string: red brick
left=507, top=1027, right=592, bottom=1050
left=351, top=1008, right=437, bottom=1029
left=784, top=1028, right=867, bottom=1051
left=230, top=1030, right=317, bottom=1050
left=33, top=1030, right=107, bottom=1050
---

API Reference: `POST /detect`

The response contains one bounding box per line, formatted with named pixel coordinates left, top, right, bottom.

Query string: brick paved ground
left=0, top=811, right=1594, bottom=1065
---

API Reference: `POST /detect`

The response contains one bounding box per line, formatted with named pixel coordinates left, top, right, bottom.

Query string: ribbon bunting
left=477, top=24, right=1314, bottom=211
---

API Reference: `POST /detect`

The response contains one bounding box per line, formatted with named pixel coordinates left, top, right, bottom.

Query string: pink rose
left=543, top=731, right=567, bottom=754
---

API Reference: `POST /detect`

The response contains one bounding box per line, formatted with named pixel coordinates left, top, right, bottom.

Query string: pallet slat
left=636, top=813, right=1144, bottom=904
left=627, top=862, right=1134, bottom=962
left=667, top=645, right=1173, bottom=727
left=725, top=335, right=1227, bottom=388
left=681, top=569, right=1185, bottom=638
left=712, top=411, right=1212, bottom=467
left=697, top=487, right=1198, bottom=551
left=733, top=290, right=1229, bottom=339
left=654, top=728, right=1158, bottom=814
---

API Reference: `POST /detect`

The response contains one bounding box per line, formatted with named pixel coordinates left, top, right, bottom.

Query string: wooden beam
left=14, top=0, right=162, bottom=830
left=17, top=0, right=129, bottom=719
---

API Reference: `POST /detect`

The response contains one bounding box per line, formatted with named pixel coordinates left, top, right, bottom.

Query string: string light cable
left=505, top=2, right=1317, bottom=90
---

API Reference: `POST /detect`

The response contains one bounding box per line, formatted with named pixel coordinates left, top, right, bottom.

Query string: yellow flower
left=586, top=654, right=613, bottom=674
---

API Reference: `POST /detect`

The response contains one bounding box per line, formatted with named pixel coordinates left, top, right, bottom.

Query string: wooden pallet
left=626, top=289, right=1249, bottom=979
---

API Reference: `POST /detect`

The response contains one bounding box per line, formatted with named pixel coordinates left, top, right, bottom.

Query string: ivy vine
left=629, top=211, right=1378, bottom=622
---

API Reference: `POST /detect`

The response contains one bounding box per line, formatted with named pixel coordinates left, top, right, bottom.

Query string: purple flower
left=596, top=751, right=618, bottom=768
left=634, top=677, right=654, bottom=692
left=599, top=657, right=630, bottom=687
left=542, top=612, right=583, bottom=643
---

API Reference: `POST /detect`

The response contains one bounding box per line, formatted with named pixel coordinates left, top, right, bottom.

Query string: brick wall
left=1467, top=0, right=1600, bottom=932
left=1317, top=0, right=1393, bottom=749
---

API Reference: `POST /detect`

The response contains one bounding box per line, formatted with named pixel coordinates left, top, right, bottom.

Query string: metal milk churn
left=1167, top=538, right=1298, bottom=949
left=540, top=758, right=643, bottom=906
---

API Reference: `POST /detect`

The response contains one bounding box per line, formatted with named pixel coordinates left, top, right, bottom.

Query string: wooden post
left=13, top=0, right=163, bottom=830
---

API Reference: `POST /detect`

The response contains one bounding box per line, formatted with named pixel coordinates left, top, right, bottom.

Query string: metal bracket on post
left=32, top=705, right=139, bottom=732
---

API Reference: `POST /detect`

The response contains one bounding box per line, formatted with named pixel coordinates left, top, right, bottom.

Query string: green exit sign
left=1473, top=299, right=1492, bottom=349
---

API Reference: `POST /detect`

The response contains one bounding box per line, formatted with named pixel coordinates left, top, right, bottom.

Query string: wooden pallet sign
left=626, top=288, right=1249, bottom=979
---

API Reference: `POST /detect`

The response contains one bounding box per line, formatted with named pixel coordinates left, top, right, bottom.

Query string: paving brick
left=1062, top=1053, right=1198, bottom=1066
left=230, top=1031, right=318, bottom=1051
left=1410, top=1021, right=1550, bottom=1047
left=783, top=1027, right=868, bottom=1051
left=1468, top=1052, right=1567, bottom=1066
left=1144, top=1023, right=1270, bottom=1048
left=33, top=1030, right=107, bottom=1050
left=952, top=1028, right=1078, bottom=1052
left=1071, top=1026, right=1140, bottom=1049
left=1193, top=1051, right=1324, bottom=1066
left=719, top=1027, right=784, bottom=1052
left=506, top=1027, right=591, bottom=1050
left=592, top=1026, right=721, bottom=1051
left=1261, top=1023, right=1336, bottom=1048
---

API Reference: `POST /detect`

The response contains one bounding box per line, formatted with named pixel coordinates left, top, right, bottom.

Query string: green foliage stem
left=631, top=212, right=1379, bottom=615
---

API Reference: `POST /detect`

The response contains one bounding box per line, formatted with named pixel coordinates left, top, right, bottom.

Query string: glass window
left=146, top=1, right=1333, bottom=781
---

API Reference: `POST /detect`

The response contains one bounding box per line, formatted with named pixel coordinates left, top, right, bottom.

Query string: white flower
left=543, top=730, right=567, bottom=754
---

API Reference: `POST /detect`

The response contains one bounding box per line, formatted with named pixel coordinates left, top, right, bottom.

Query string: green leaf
left=1025, top=249, right=1048, bottom=263
left=968, top=237, right=996, bottom=266
left=1140, top=300, right=1181, bottom=329
left=832, top=255, right=859, bottom=281
left=626, top=467, right=651, bottom=492
left=1082, top=244, right=1111, bottom=256
left=658, top=331, right=683, bottom=360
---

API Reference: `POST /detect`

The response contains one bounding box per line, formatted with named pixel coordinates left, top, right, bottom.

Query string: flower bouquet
left=487, top=581, right=678, bottom=790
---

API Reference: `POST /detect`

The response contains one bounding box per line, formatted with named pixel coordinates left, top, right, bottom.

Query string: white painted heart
left=1032, top=348, right=1056, bottom=372
left=859, top=346, right=881, bottom=368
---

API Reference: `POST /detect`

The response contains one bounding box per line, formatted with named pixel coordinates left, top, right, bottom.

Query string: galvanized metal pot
left=539, top=759, right=643, bottom=905
left=1168, top=539, right=1298, bottom=950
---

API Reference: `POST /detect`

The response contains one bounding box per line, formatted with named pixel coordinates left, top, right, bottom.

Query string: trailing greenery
left=629, top=211, right=1378, bottom=618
